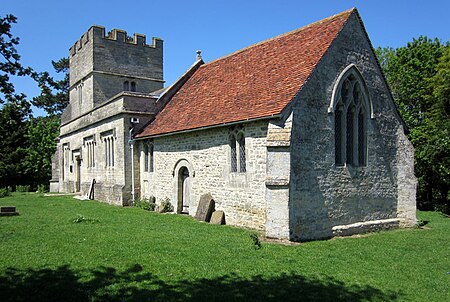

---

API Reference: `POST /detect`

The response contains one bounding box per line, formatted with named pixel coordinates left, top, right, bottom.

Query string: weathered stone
left=195, top=193, right=215, bottom=222
left=210, top=211, right=225, bottom=225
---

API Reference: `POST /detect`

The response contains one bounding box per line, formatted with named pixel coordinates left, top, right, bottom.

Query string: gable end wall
left=289, top=13, right=416, bottom=241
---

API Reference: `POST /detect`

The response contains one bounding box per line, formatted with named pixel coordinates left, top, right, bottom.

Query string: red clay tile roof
left=136, top=9, right=354, bottom=138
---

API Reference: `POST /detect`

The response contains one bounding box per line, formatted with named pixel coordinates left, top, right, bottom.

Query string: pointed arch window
left=123, top=81, right=129, bottom=91
left=330, top=65, right=371, bottom=167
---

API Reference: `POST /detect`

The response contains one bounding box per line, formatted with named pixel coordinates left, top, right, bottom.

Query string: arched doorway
left=177, top=167, right=190, bottom=214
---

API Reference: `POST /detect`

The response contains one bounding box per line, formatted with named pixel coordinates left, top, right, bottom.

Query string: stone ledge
left=332, top=218, right=401, bottom=237
left=265, top=177, right=290, bottom=186
left=266, top=140, right=290, bottom=147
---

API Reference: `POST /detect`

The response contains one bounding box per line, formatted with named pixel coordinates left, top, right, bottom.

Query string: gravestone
left=88, top=179, right=96, bottom=200
left=0, top=206, right=19, bottom=216
left=210, top=210, right=225, bottom=225
left=195, top=193, right=215, bottom=222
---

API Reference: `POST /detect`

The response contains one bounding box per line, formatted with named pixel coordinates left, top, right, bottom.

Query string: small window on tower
left=130, top=81, right=136, bottom=92
left=123, top=81, right=129, bottom=91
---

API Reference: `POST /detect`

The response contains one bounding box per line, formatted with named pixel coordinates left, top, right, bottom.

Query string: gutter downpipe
left=129, top=127, right=135, bottom=204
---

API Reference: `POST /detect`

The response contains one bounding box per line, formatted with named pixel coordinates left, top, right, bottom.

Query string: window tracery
left=332, top=66, right=369, bottom=167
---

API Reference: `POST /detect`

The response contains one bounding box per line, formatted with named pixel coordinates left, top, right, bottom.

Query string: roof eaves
left=134, top=114, right=282, bottom=140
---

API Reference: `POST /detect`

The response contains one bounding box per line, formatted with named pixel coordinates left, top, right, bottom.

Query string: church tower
left=63, top=26, right=164, bottom=121
left=52, top=26, right=164, bottom=205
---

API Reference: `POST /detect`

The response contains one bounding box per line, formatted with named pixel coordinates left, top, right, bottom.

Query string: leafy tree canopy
left=377, top=37, right=450, bottom=213
left=0, top=14, right=33, bottom=105
left=32, top=57, right=69, bottom=116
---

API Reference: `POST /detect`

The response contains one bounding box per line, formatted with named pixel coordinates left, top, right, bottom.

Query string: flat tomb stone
left=0, top=206, right=19, bottom=216
left=195, top=193, right=215, bottom=222
left=210, top=211, right=225, bottom=225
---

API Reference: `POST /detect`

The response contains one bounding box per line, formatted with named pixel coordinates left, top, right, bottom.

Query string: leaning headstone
left=195, top=193, right=215, bottom=222
left=210, top=210, right=225, bottom=225
left=88, top=179, right=96, bottom=200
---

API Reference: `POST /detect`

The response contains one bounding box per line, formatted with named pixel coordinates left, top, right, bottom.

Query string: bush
left=15, top=185, right=30, bottom=192
left=0, top=187, right=11, bottom=198
left=250, top=233, right=262, bottom=250
left=72, top=214, right=99, bottom=224
left=37, top=184, right=47, bottom=194
left=434, top=203, right=450, bottom=215
left=159, top=198, right=174, bottom=213
left=134, top=197, right=156, bottom=211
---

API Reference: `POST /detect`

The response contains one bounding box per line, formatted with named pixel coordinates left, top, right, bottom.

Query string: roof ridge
left=136, top=8, right=357, bottom=138
left=202, top=8, right=356, bottom=67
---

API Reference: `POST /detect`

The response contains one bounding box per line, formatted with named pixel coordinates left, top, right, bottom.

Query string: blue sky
left=2, top=0, right=449, bottom=116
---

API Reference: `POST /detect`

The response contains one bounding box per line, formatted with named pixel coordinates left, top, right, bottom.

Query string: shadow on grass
left=0, top=264, right=399, bottom=301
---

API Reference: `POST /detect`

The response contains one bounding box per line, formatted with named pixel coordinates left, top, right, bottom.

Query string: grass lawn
left=0, top=193, right=449, bottom=301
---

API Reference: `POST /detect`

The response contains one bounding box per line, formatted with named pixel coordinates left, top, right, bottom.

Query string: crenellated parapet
left=69, top=25, right=163, bottom=56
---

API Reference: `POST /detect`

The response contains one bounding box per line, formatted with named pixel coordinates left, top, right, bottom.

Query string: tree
left=420, top=46, right=450, bottom=212
left=23, top=116, right=60, bottom=185
left=0, top=100, right=31, bottom=187
left=0, top=14, right=35, bottom=188
left=32, top=57, right=69, bottom=116
left=0, top=14, right=33, bottom=105
left=377, top=37, right=444, bottom=128
left=376, top=38, right=450, bottom=213
left=0, top=14, right=66, bottom=189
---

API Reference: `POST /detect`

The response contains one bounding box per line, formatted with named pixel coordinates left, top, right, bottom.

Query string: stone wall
left=139, top=121, right=269, bottom=231
left=58, top=116, right=126, bottom=205
left=57, top=94, right=155, bottom=205
left=288, top=13, right=416, bottom=241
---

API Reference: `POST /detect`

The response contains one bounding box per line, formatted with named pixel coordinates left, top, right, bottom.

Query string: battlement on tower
left=69, top=25, right=163, bottom=56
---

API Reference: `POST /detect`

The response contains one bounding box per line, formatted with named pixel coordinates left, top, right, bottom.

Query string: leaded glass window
left=333, top=67, right=369, bottom=167
left=358, top=109, right=366, bottom=166
left=335, top=106, right=344, bottom=165
left=229, top=125, right=246, bottom=173
left=230, top=136, right=237, bottom=172
left=346, top=107, right=354, bottom=165
left=238, top=133, right=246, bottom=173
left=144, top=144, right=149, bottom=172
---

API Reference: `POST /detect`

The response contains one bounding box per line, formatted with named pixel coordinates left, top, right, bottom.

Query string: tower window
left=130, top=81, right=136, bottom=92
left=77, top=82, right=83, bottom=104
left=124, top=81, right=129, bottom=91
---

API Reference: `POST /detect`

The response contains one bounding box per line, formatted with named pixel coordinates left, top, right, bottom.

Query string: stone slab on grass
left=210, top=210, right=225, bottom=225
left=0, top=206, right=19, bottom=216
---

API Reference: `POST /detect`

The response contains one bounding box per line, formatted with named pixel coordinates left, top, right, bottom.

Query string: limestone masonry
left=51, top=8, right=417, bottom=241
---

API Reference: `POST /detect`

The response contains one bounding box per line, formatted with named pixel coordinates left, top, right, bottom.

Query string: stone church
left=50, top=8, right=417, bottom=241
